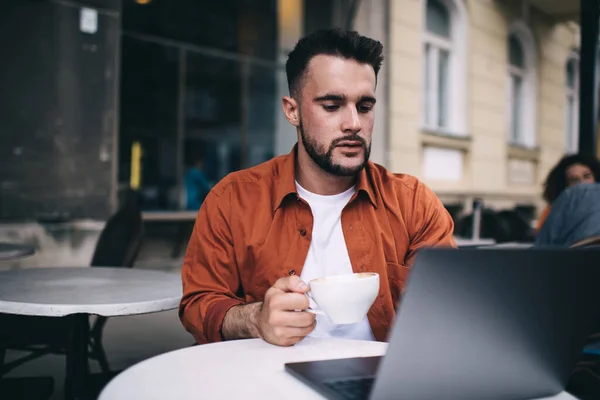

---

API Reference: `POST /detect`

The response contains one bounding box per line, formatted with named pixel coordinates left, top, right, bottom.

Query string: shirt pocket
left=386, top=262, right=411, bottom=307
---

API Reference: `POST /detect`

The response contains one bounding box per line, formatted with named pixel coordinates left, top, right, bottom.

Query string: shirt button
left=289, top=269, right=296, bottom=276
left=299, top=229, right=307, bottom=236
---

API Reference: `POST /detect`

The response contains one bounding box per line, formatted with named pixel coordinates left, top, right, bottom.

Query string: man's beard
left=299, top=120, right=371, bottom=177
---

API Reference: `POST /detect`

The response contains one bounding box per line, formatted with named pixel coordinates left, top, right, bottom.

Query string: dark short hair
left=543, top=153, right=600, bottom=203
left=285, top=28, right=384, bottom=98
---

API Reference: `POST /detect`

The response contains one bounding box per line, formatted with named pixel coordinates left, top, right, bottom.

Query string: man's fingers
left=272, top=276, right=309, bottom=293
left=268, top=308, right=315, bottom=328
left=284, top=310, right=316, bottom=328
left=261, top=278, right=316, bottom=347
left=273, top=321, right=316, bottom=340
left=269, top=292, right=309, bottom=312
left=287, top=311, right=317, bottom=328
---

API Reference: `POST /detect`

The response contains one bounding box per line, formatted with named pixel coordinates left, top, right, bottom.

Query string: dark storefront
left=0, top=0, right=347, bottom=220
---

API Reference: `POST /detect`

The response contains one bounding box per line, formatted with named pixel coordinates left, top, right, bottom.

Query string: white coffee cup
left=305, top=272, right=380, bottom=324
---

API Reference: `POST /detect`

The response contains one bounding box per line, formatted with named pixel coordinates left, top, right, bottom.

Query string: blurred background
left=1, top=1, right=598, bottom=399
left=0, top=0, right=593, bottom=267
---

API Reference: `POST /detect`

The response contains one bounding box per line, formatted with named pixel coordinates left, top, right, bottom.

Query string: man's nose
left=341, top=107, right=362, bottom=133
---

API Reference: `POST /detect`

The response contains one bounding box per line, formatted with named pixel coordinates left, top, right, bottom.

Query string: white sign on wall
left=422, top=146, right=464, bottom=182
left=507, top=159, right=535, bottom=184
left=80, top=8, right=98, bottom=34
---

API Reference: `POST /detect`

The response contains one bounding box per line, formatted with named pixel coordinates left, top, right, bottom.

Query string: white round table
left=99, top=337, right=581, bottom=400
left=0, top=267, right=181, bottom=316
left=99, top=338, right=387, bottom=400
left=0, top=267, right=182, bottom=400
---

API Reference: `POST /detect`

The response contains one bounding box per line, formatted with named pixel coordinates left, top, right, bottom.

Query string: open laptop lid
left=371, top=247, right=600, bottom=400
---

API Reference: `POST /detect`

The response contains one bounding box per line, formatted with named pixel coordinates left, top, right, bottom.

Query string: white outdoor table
left=482, top=242, right=535, bottom=249
left=453, top=236, right=497, bottom=247
left=99, top=337, right=579, bottom=400
left=0, top=267, right=182, bottom=400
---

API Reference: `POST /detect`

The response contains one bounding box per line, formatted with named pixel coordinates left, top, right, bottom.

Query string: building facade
left=388, top=0, right=583, bottom=219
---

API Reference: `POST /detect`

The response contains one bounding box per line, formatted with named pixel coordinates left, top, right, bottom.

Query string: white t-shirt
left=296, top=181, right=376, bottom=341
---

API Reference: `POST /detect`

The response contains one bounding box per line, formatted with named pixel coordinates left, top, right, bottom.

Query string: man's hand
left=221, top=276, right=316, bottom=346
left=257, top=276, right=316, bottom=346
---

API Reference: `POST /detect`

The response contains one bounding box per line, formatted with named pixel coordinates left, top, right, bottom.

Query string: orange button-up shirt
left=180, top=147, right=456, bottom=344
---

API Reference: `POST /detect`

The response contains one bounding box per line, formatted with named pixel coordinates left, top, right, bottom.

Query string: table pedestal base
left=64, top=314, right=90, bottom=400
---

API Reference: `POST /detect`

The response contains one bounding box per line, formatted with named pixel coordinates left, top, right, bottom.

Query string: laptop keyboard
left=323, top=377, right=375, bottom=400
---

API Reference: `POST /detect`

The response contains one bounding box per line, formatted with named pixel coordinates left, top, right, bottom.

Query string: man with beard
left=179, top=29, right=456, bottom=346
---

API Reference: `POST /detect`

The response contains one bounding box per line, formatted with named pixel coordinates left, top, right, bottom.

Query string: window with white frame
left=423, top=0, right=467, bottom=135
left=565, top=55, right=579, bottom=153
left=424, top=0, right=451, bottom=130
left=506, top=23, right=537, bottom=148
left=508, top=34, right=526, bottom=144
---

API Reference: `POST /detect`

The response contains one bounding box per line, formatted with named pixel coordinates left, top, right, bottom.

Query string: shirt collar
left=273, top=144, right=378, bottom=211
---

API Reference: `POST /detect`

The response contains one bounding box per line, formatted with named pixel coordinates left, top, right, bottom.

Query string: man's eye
left=323, top=104, right=339, bottom=111
left=358, top=105, right=373, bottom=113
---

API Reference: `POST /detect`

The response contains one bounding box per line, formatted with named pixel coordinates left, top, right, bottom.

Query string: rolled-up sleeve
left=404, top=181, right=457, bottom=266
left=179, top=184, right=244, bottom=344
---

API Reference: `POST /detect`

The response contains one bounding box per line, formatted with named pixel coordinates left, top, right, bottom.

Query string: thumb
left=272, top=275, right=309, bottom=293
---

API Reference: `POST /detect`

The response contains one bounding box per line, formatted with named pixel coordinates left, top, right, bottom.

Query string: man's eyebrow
left=313, top=94, right=377, bottom=103
left=313, top=94, right=345, bottom=102
left=360, top=96, right=377, bottom=104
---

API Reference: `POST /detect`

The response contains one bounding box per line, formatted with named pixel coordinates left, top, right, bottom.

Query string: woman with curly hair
left=536, top=153, right=600, bottom=232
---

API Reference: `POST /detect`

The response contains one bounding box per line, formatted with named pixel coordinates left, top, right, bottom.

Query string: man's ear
left=282, top=96, right=300, bottom=127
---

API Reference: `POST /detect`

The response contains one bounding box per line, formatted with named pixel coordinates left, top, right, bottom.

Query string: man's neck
left=295, top=151, right=356, bottom=195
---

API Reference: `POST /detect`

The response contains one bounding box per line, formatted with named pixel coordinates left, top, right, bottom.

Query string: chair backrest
left=90, top=192, right=143, bottom=268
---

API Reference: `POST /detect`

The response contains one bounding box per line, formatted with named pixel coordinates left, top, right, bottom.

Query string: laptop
left=285, top=247, right=600, bottom=400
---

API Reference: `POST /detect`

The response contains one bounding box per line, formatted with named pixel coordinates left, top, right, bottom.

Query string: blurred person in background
left=536, top=154, right=600, bottom=233
left=535, top=183, right=600, bottom=247
left=184, top=155, right=212, bottom=210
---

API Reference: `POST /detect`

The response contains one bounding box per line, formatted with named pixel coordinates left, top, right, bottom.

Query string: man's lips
left=336, top=141, right=363, bottom=147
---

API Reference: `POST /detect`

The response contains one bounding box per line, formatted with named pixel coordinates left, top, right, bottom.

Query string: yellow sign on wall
left=130, top=141, right=142, bottom=190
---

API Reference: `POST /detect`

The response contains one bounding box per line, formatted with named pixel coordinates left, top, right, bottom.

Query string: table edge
left=0, top=297, right=180, bottom=317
